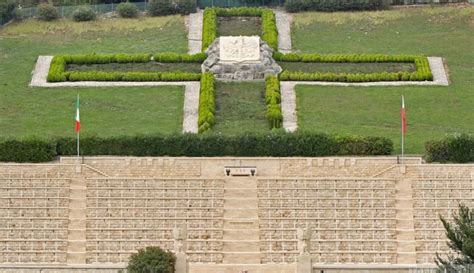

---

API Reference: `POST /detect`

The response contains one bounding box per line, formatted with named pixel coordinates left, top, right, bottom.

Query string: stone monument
left=202, top=36, right=282, bottom=80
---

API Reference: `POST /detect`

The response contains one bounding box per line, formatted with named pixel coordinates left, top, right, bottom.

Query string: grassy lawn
left=0, top=16, right=188, bottom=138
left=67, top=62, right=202, bottom=73
left=211, top=81, right=269, bottom=135
left=292, top=7, right=474, bottom=154
left=217, top=16, right=262, bottom=36
left=279, top=61, right=416, bottom=74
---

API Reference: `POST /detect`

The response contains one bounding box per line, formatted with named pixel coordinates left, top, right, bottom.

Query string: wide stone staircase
left=222, top=177, right=260, bottom=264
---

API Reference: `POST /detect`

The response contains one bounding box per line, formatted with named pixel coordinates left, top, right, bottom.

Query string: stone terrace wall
left=0, top=157, right=472, bottom=271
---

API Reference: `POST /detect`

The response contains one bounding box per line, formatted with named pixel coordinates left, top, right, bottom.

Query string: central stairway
left=222, top=177, right=260, bottom=264
left=190, top=176, right=295, bottom=273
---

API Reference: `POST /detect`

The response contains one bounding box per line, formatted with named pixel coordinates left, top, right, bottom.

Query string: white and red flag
left=401, top=95, right=406, bottom=135
left=75, top=95, right=80, bottom=133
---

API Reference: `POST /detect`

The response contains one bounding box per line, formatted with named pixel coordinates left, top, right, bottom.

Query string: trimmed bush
left=201, top=7, right=278, bottom=52
left=425, top=134, right=474, bottom=163
left=37, top=4, right=59, bottom=21
left=0, top=0, right=16, bottom=25
left=147, top=0, right=174, bottom=16
left=116, top=2, right=138, bottom=18
left=175, top=0, right=196, bottom=15
left=265, top=76, right=282, bottom=129
left=275, top=53, right=433, bottom=82
left=47, top=53, right=202, bottom=82
left=202, top=8, right=218, bottom=52
left=153, top=52, right=206, bottom=63
left=127, top=247, right=175, bottom=273
left=72, top=6, right=96, bottom=22
left=198, top=73, right=216, bottom=133
left=285, top=0, right=387, bottom=12
left=0, top=138, right=56, bottom=163
left=52, top=133, right=392, bottom=158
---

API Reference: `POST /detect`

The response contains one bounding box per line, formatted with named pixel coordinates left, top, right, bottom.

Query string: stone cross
left=173, top=227, right=187, bottom=254
left=297, top=227, right=312, bottom=255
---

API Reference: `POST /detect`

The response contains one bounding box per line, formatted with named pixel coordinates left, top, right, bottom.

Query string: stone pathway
left=187, top=10, right=203, bottom=54
left=274, top=9, right=292, bottom=53
left=280, top=81, right=297, bottom=132
left=182, top=82, right=200, bottom=133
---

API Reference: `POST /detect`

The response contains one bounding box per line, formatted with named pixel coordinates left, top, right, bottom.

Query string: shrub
left=175, top=0, right=196, bottom=15
left=425, top=134, right=474, bottom=163
left=37, top=4, right=59, bottom=21
left=202, top=8, right=218, bottom=51
left=265, top=76, right=282, bottom=129
left=0, top=138, right=56, bottom=163
left=261, top=9, right=278, bottom=51
left=0, top=0, right=16, bottom=25
left=147, top=0, right=174, bottom=16
left=72, top=6, right=96, bottom=22
left=116, top=2, right=139, bottom=18
left=276, top=53, right=433, bottom=82
left=285, top=0, right=387, bottom=12
left=127, top=247, right=176, bottom=273
left=198, top=73, right=216, bottom=133
left=153, top=52, right=206, bottom=63
left=52, top=133, right=393, bottom=158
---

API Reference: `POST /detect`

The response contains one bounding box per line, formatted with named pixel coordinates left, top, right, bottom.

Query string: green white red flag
left=401, top=96, right=406, bottom=135
left=75, top=95, right=80, bottom=133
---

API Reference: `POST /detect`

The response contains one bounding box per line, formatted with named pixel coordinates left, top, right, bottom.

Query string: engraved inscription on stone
left=220, top=36, right=260, bottom=62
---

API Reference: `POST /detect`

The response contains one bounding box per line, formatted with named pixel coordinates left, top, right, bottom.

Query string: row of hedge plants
left=201, top=7, right=278, bottom=52
left=284, top=0, right=387, bottom=12
left=279, top=70, right=432, bottom=82
left=198, top=73, right=216, bottom=133
left=0, top=0, right=16, bottom=25
left=265, top=76, right=283, bottom=129
left=275, top=53, right=433, bottom=82
left=153, top=52, right=206, bottom=63
left=0, top=133, right=393, bottom=162
left=47, top=54, right=202, bottom=82
left=425, top=134, right=473, bottom=163
left=148, top=0, right=196, bottom=16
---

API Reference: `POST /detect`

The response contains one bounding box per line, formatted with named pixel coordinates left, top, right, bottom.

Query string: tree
left=126, top=246, right=176, bottom=273
left=436, top=203, right=474, bottom=271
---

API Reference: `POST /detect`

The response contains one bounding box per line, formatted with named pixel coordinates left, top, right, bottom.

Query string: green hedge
left=275, top=53, right=433, bottom=82
left=47, top=54, right=202, bottom=82
left=0, top=133, right=394, bottom=162
left=0, top=0, right=16, bottom=25
left=425, top=134, right=474, bottom=163
left=198, top=73, right=216, bottom=133
left=201, top=7, right=278, bottom=52
left=153, top=52, right=206, bottom=63
left=285, top=0, right=387, bottom=12
left=0, top=139, right=57, bottom=163
left=265, top=76, right=283, bottom=129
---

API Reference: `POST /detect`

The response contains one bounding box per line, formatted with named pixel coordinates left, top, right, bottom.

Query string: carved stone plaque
left=219, top=36, right=260, bottom=62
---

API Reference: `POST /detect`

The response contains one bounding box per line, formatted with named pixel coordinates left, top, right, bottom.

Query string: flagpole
left=76, top=94, right=80, bottom=165
left=401, top=95, right=405, bottom=164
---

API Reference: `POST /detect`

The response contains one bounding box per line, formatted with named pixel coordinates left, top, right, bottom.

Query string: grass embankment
left=0, top=16, right=188, bottom=138
left=291, top=7, right=474, bottom=153
left=211, top=81, right=269, bottom=135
